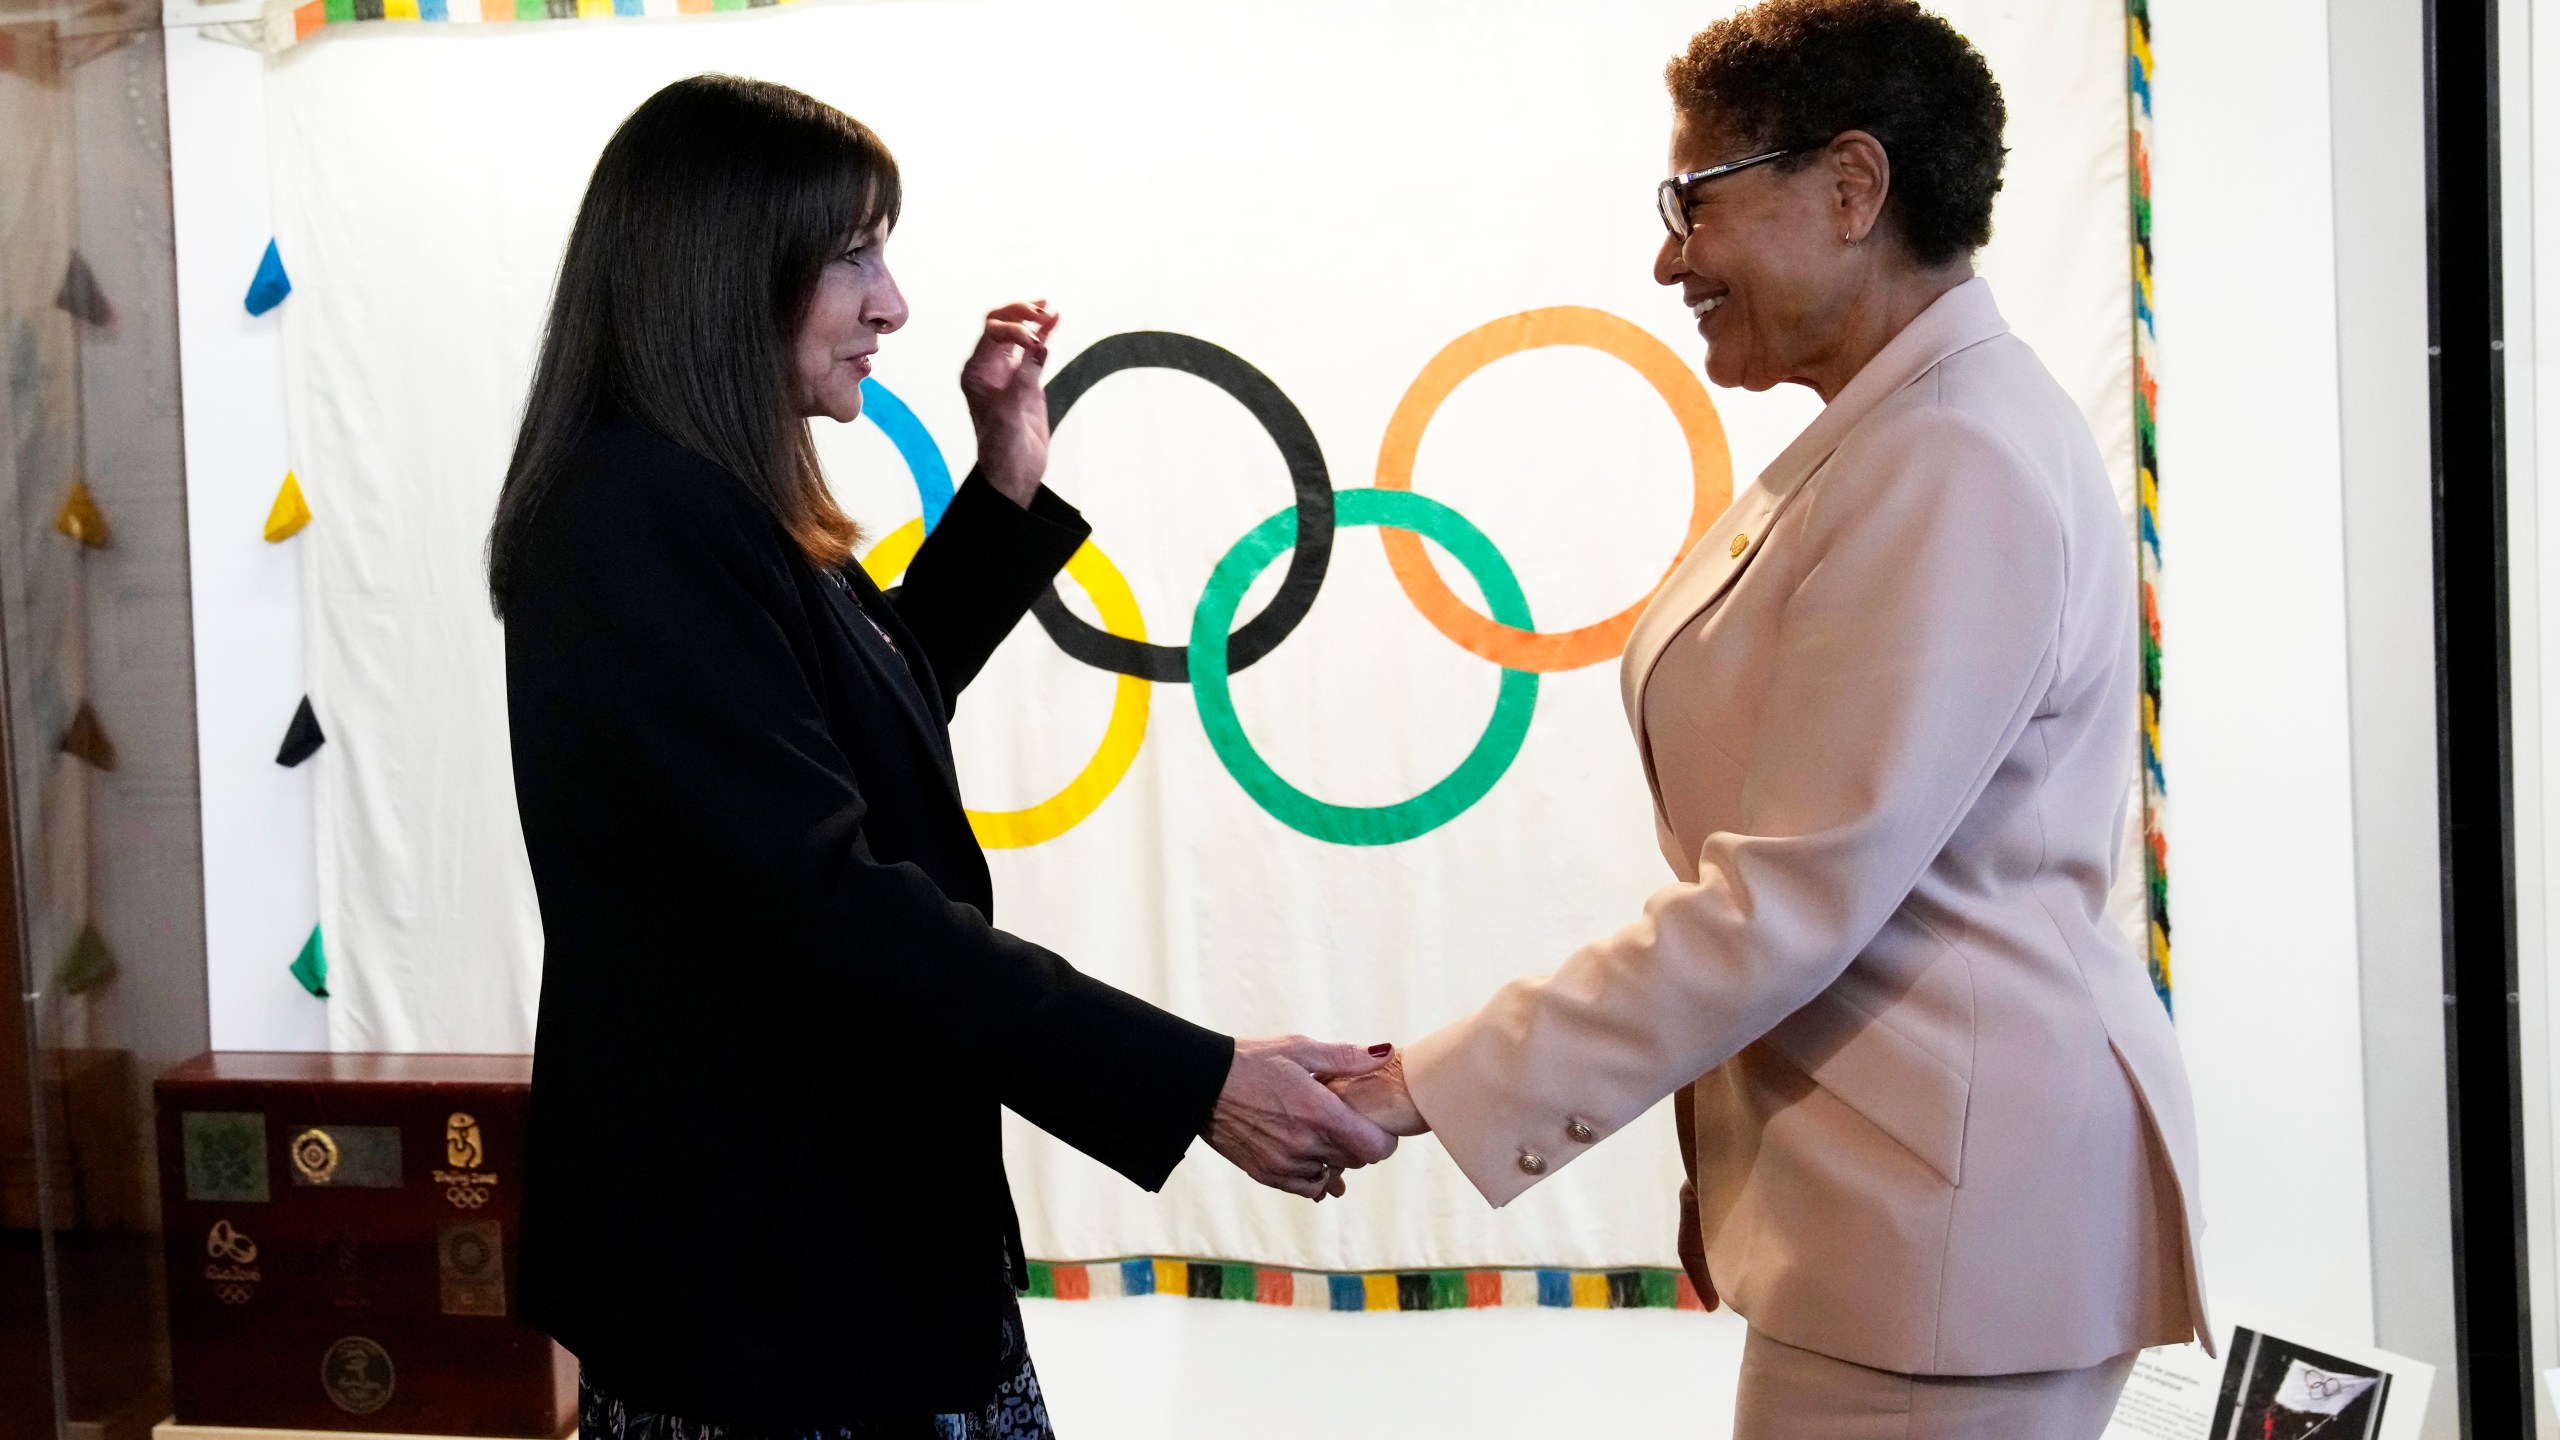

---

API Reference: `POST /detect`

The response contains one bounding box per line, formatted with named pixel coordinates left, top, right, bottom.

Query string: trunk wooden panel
left=154, top=1054, right=572, bottom=1438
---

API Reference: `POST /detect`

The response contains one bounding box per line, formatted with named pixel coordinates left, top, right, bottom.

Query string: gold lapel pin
left=1729, top=533, right=1750, bottom=558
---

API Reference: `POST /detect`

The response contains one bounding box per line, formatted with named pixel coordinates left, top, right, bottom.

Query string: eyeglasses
left=1657, top=145, right=1819, bottom=239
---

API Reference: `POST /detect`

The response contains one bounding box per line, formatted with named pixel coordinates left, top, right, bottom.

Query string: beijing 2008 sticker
left=321, top=1335, right=395, bottom=1415
left=436, top=1111, right=500, bottom=1210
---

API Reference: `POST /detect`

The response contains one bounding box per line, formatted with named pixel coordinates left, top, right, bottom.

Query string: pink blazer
left=1405, top=279, right=2207, bottom=1376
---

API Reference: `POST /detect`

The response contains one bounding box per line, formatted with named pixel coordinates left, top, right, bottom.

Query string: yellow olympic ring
left=861, top=520, right=1152, bottom=849
left=1373, top=306, right=1733, bottom=672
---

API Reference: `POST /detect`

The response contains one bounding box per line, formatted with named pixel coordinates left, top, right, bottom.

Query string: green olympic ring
left=1187, top=488, right=1540, bottom=846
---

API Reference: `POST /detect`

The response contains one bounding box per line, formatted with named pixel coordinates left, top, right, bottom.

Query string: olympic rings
left=1190, top=489, right=1539, bottom=846
left=853, top=315, right=1719, bottom=847
left=1373, top=306, right=1731, bottom=671
left=1030, top=332, right=1335, bottom=682
left=864, top=519, right=1153, bottom=850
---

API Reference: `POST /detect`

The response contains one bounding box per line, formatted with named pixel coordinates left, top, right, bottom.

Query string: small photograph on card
left=2211, top=1327, right=2390, bottom=1440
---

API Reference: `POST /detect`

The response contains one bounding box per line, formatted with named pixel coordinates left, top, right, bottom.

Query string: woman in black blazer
left=487, top=76, right=1397, bottom=1440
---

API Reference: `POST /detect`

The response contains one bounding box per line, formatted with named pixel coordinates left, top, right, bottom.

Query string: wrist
left=1201, top=1040, right=1244, bottom=1137
left=978, top=451, right=1042, bottom=508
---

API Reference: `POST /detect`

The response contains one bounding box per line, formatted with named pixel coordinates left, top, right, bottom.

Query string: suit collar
left=817, top=564, right=962, bottom=792
left=1616, top=277, right=2010, bottom=784
left=1759, top=275, right=2009, bottom=497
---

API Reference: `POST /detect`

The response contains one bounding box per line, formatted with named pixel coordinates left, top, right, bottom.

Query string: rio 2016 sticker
left=859, top=307, right=1731, bottom=849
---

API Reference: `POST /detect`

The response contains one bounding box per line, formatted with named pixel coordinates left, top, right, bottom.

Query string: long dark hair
left=486, top=75, right=901, bottom=616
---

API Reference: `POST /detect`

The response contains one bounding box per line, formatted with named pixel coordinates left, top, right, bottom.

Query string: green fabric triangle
left=289, top=925, right=328, bottom=998
left=56, top=924, right=116, bottom=995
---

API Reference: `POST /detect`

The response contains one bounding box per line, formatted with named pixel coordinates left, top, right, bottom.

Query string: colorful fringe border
left=263, top=0, right=807, bottom=51
left=2127, top=1, right=2171, bottom=1012
left=1023, top=1259, right=1709, bottom=1312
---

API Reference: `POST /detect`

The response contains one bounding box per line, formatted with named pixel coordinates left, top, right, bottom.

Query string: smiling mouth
left=1689, top=293, right=1727, bottom=320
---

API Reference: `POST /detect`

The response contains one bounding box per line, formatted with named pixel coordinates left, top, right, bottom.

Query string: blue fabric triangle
left=245, top=239, right=292, bottom=317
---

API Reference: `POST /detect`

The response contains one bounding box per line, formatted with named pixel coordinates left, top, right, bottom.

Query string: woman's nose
left=1654, top=234, right=1687, bottom=288
left=870, top=270, right=911, bottom=334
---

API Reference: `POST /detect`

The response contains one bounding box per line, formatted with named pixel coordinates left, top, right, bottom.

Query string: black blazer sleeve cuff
left=888, top=470, right=1091, bottom=704
left=999, top=967, right=1235, bottom=1192
left=942, top=466, right=1091, bottom=567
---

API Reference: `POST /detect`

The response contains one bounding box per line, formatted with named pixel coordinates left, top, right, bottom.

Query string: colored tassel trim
left=1021, top=1259, right=1709, bottom=1313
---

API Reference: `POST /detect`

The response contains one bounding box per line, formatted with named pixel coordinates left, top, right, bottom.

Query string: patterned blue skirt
left=578, top=1302, right=1054, bottom=1440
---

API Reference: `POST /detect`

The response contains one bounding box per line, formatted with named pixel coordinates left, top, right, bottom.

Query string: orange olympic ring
left=1373, top=306, right=1732, bottom=672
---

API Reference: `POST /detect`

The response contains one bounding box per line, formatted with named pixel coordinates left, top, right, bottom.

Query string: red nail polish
left=1368, top=1043, right=1393, bottom=1057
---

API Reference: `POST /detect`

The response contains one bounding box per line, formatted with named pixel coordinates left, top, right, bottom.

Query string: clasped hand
left=1203, top=1038, right=1432, bottom=1201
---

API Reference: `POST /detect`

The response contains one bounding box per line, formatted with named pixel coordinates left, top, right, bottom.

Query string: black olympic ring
left=1031, top=331, right=1334, bottom=682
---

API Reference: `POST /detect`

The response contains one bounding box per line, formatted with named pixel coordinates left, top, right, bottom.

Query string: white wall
left=2148, top=0, right=2380, bottom=1344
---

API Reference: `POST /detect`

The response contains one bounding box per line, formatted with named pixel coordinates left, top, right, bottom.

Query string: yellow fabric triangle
left=264, top=470, right=312, bottom=542
left=53, top=481, right=107, bottom=548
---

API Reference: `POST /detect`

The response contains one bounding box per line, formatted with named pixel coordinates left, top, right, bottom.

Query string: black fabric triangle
left=276, top=696, right=325, bottom=767
left=54, top=253, right=111, bottom=327
left=59, top=701, right=115, bottom=769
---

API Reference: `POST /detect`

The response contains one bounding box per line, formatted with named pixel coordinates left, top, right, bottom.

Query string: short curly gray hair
left=1666, top=0, right=2007, bottom=266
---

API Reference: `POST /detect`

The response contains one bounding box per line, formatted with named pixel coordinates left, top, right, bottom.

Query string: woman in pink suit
left=1338, top=3, right=2207, bottom=1434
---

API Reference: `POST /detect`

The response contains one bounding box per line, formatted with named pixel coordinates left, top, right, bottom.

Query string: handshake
left=1199, top=1036, right=1433, bottom=1201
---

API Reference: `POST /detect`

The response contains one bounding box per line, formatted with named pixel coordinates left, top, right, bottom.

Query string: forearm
left=1404, top=853, right=1855, bottom=1206
left=891, top=468, right=1088, bottom=703
left=995, top=968, right=1235, bottom=1191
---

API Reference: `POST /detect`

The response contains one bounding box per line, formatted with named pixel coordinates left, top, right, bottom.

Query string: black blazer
left=504, top=416, right=1234, bottom=1422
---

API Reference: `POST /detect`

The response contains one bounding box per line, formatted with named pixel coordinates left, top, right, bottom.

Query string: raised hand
left=1204, top=1036, right=1401, bottom=1200
left=958, top=299, right=1059, bottom=506
left=1326, top=1048, right=1429, bottom=1137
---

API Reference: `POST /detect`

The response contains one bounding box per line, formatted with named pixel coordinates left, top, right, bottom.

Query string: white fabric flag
left=267, top=0, right=2139, bottom=1275
left=2274, top=1361, right=2380, bottom=1416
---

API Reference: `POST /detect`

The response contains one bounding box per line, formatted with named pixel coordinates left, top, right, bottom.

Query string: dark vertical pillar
left=2422, top=1, right=2534, bottom=1434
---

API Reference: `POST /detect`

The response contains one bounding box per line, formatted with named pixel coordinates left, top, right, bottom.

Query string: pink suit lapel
left=1616, top=277, right=2015, bottom=805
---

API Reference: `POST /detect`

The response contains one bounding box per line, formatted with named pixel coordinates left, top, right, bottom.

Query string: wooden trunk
left=154, top=1053, right=574, bottom=1438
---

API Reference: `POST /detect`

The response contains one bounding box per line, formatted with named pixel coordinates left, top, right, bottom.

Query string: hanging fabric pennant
left=54, top=253, right=113, bottom=327
left=59, top=702, right=115, bottom=770
left=276, top=696, right=325, bottom=766
left=289, top=925, right=328, bottom=998
left=53, top=481, right=108, bottom=548
left=264, top=470, right=312, bottom=541
left=56, top=924, right=118, bottom=995
left=244, top=239, right=292, bottom=317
